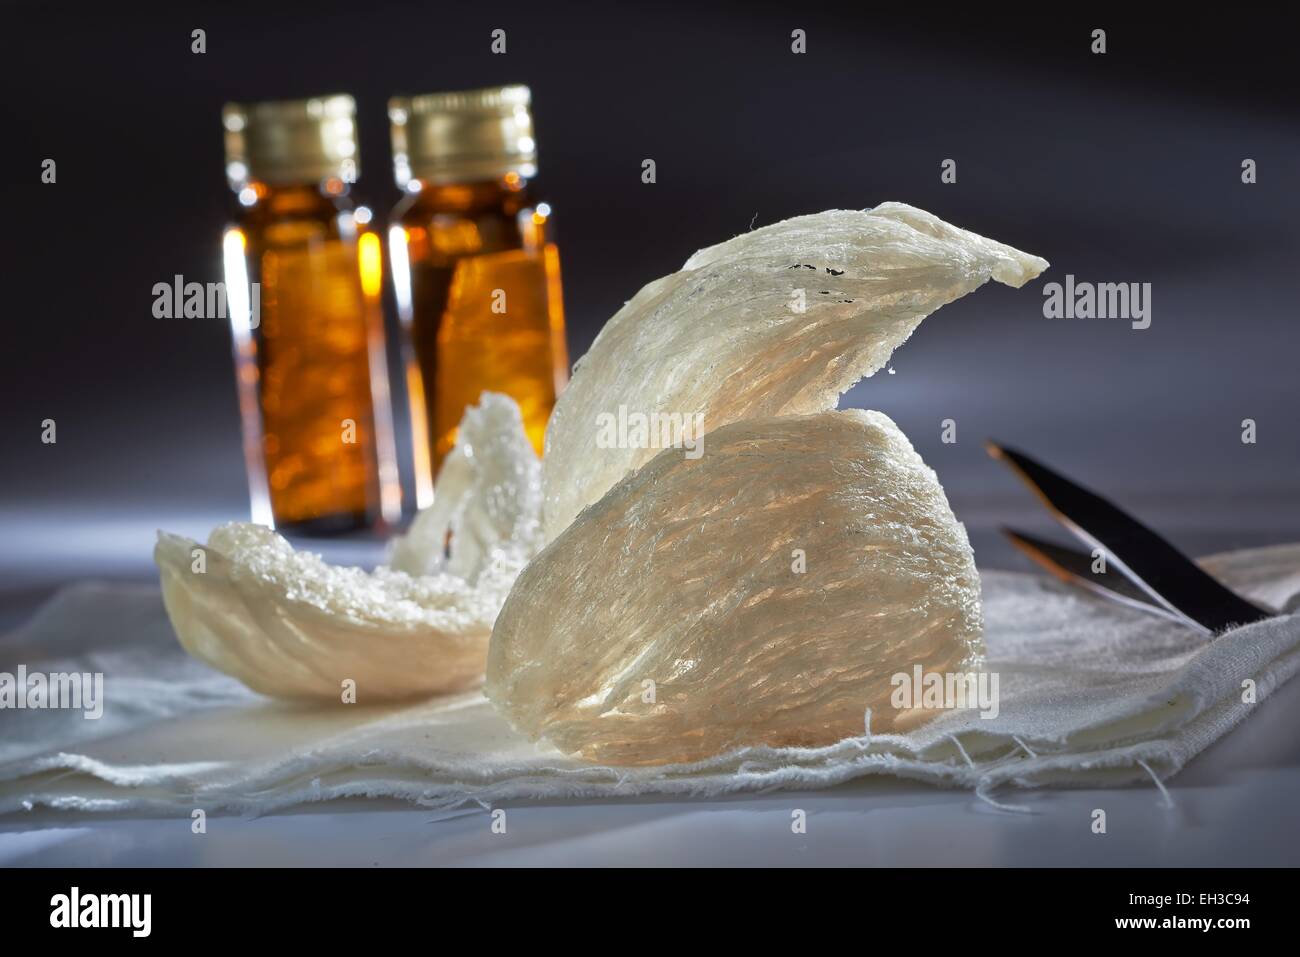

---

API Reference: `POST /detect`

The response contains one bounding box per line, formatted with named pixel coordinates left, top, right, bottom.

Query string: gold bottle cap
left=222, top=94, right=359, bottom=188
left=388, top=84, right=537, bottom=187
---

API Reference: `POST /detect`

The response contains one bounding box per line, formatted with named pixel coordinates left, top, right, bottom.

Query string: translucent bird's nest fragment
left=487, top=203, right=1046, bottom=764
left=155, top=393, right=543, bottom=701
left=541, top=202, right=1049, bottom=540
left=486, top=410, right=983, bottom=765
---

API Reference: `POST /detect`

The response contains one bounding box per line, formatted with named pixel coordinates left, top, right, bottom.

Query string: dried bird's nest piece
left=487, top=203, right=1047, bottom=763
left=541, top=203, right=1048, bottom=540
left=155, top=394, right=542, bottom=701
left=487, top=410, right=984, bottom=765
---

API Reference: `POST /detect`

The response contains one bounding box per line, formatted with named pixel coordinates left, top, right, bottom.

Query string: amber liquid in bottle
left=231, top=183, right=393, bottom=533
left=393, top=174, right=568, bottom=493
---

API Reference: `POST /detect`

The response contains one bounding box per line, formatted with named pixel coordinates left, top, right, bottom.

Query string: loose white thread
left=1137, top=759, right=1175, bottom=809
left=953, top=733, right=1032, bottom=813
left=949, top=734, right=975, bottom=768
left=975, top=780, right=1033, bottom=814
left=849, top=708, right=875, bottom=752
left=1013, top=735, right=1038, bottom=759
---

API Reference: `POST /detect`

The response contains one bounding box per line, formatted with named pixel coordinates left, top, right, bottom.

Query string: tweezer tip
left=986, top=440, right=1034, bottom=468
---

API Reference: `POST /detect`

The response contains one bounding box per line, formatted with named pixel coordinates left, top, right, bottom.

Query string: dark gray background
left=2, top=3, right=1297, bottom=627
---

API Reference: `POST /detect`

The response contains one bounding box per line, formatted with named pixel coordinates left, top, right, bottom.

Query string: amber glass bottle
left=388, top=85, right=568, bottom=506
left=222, top=95, right=400, bottom=533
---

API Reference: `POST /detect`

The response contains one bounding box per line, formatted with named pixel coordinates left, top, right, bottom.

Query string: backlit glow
left=221, top=228, right=274, bottom=528
left=358, top=232, right=383, bottom=298
left=388, top=226, right=413, bottom=323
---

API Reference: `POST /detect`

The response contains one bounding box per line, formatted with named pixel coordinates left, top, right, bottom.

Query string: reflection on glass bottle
left=388, top=85, right=569, bottom=507
left=222, top=94, right=400, bottom=533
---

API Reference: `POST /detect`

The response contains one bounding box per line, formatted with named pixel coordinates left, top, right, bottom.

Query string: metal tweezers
left=986, top=442, right=1272, bottom=635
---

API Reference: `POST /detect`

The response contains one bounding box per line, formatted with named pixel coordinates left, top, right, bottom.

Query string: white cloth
left=2, top=544, right=1298, bottom=815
